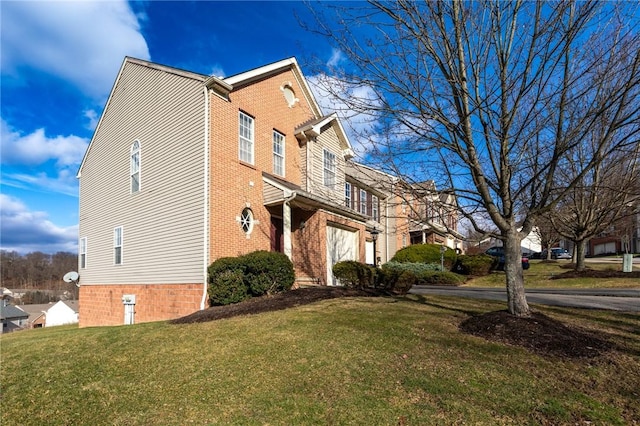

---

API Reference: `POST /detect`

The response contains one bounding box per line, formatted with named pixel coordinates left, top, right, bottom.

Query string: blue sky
left=1, top=0, right=351, bottom=255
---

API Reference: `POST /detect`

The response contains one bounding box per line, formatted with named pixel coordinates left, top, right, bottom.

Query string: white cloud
left=1, top=118, right=88, bottom=168
left=327, top=48, right=345, bottom=68
left=0, top=194, right=77, bottom=254
left=209, top=65, right=226, bottom=79
left=1, top=0, right=150, bottom=99
left=84, top=109, right=100, bottom=131
left=307, top=72, right=382, bottom=156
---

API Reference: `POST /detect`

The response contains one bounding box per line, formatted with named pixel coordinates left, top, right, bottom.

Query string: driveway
left=410, top=286, right=640, bottom=311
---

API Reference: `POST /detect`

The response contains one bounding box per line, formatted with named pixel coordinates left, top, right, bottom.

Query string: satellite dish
left=63, top=271, right=80, bottom=287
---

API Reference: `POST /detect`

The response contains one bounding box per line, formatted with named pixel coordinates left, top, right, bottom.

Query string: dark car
left=485, top=246, right=530, bottom=270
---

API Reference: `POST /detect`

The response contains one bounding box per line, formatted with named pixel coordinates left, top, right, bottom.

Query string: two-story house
left=77, top=57, right=378, bottom=327
left=78, top=56, right=463, bottom=327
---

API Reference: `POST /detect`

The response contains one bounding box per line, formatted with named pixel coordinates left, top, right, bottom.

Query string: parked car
left=485, top=246, right=530, bottom=270
left=541, top=247, right=572, bottom=260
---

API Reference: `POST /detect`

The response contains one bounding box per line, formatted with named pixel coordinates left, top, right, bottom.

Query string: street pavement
left=410, top=286, right=640, bottom=311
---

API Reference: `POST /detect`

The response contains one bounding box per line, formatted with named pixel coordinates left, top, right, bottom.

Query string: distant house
left=45, top=301, right=79, bottom=327
left=0, top=301, right=28, bottom=334
left=18, top=303, right=50, bottom=329
left=77, top=56, right=461, bottom=327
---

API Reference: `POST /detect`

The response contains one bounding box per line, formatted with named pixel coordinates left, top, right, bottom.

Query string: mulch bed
left=169, top=286, right=383, bottom=324
left=459, top=310, right=614, bottom=359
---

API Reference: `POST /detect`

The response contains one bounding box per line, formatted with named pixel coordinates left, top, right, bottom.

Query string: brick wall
left=208, top=68, right=316, bottom=263
left=79, top=283, right=203, bottom=327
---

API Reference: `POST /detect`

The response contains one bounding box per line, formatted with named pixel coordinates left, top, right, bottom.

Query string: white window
left=273, top=130, right=285, bottom=176
left=114, top=226, right=123, bottom=265
left=323, top=149, right=336, bottom=187
left=239, top=112, right=254, bottom=164
left=360, top=189, right=367, bottom=214
left=130, top=140, right=140, bottom=193
left=345, top=182, right=351, bottom=208
left=372, top=195, right=379, bottom=222
left=80, top=237, right=87, bottom=269
left=240, top=208, right=254, bottom=234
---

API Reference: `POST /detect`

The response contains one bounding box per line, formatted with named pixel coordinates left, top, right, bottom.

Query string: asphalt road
left=410, top=286, right=640, bottom=311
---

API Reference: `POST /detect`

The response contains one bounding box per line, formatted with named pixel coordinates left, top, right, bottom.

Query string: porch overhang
left=262, top=172, right=367, bottom=222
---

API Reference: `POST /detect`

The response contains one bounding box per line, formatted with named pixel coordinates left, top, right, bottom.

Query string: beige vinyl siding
left=307, top=126, right=344, bottom=204
left=263, top=181, right=284, bottom=204
left=79, top=61, right=205, bottom=285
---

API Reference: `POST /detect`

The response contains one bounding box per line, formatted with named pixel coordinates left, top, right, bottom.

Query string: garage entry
left=326, top=224, right=358, bottom=286
left=594, top=242, right=616, bottom=255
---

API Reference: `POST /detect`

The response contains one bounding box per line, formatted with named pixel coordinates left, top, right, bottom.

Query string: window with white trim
left=345, top=182, right=351, bottom=208
left=273, top=130, right=285, bottom=176
left=372, top=194, right=379, bottom=221
left=323, top=149, right=336, bottom=187
left=360, top=189, right=367, bottom=214
left=239, top=112, right=254, bottom=164
left=114, top=226, right=123, bottom=265
left=240, top=208, right=254, bottom=234
left=130, top=140, right=140, bottom=193
left=80, top=237, right=87, bottom=269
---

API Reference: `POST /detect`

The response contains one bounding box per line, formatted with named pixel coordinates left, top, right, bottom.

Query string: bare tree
left=551, top=142, right=640, bottom=270
left=532, top=217, right=562, bottom=260
left=306, top=0, right=640, bottom=316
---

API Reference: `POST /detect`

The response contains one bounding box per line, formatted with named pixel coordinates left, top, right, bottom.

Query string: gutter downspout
left=201, top=86, right=210, bottom=310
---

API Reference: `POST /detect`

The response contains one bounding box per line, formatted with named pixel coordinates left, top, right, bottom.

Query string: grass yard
left=465, top=260, right=640, bottom=288
left=2, top=295, right=639, bottom=425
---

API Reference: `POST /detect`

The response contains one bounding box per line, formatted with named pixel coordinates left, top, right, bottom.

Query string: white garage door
left=594, top=242, right=616, bottom=255
left=326, top=225, right=358, bottom=286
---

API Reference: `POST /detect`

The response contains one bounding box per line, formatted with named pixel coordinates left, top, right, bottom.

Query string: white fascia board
left=76, top=57, right=130, bottom=178
left=224, top=57, right=323, bottom=118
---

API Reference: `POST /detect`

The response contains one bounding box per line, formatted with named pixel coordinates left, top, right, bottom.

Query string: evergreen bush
left=244, top=250, right=295, bottom=296
left=390, top=244, right=457, bottom=268
left=452, top=254, right=495, bottom=276
left=332, top=260, right=376, bottom=288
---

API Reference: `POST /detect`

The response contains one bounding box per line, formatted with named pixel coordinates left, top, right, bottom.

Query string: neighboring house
left=45, top=300, right=79, bottom=326
left=0, top=301, right=28, bottom=334
left=18, top=303, right=51, bottom=329
left=77, top=56, right=462, bottom=327
left=345, top=162, right=463, bottom=263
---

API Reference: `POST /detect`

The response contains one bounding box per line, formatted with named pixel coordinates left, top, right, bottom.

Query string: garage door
left=326, top=225, right=358, bottom=286
left=594, top=242, right=616, bottom=255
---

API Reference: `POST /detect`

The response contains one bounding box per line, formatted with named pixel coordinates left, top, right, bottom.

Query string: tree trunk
left=503, top=233, right=531, bottom=317
left=574, top=239, right=588, bottom=271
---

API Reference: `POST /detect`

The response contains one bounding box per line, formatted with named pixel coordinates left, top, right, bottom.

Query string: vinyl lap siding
left=308, top=126, right=344, bottom=204
left=79, top=61, right=205, bottom=285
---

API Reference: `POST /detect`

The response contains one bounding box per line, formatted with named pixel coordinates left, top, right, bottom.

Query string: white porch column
left=283, top=201, right=292, bottom=260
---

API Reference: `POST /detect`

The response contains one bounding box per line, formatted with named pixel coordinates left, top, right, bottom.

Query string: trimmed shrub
left=390, top=244, right=457, bottom=268
left=208, top=269, right=248, bottom=306
left=380, top=261, right=465, bottom=288
left=452, top=254, right=495, bottom=276
left=332, top=261, right=376, bottom=288
left=376, top=267, right=416, bottom=295
left=244, top=250, right=295, bottom=296
left=207, top=251, right=295, bottom=306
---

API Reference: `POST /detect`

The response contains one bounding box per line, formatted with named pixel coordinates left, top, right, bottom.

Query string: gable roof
left=224, top=57, right=322, bottom=118
left=0, top=304, right=28, bottom=321
left=295, top=113, right=354, bottom=159
left=77, top=57, right=208, bottom=178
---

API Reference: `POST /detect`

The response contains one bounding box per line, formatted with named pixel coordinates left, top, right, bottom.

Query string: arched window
left=130, top=140, right=140, bottom=193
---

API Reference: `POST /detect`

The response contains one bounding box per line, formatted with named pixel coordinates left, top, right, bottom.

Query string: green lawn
left=465, top=260, right=640, bottom=288
left=2, top=295, right=639, bottom=425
